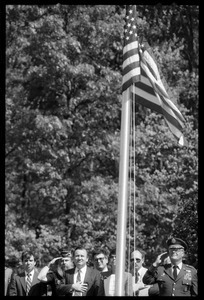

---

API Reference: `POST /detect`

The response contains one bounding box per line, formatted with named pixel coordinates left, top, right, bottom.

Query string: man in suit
left=143, top=237, right=198, bottom=296
left=38, top=247, right=74, bottom=295
left=55, top=246, right=104, bottom=296
left=8, top=250, right=47, bottom=296
left=130, top=249, right=152, bottom=296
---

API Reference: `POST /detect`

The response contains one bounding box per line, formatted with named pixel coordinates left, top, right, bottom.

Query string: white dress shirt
left=25, top=269, right=34, bottom=283
left=133, top=266, right=148, bottom=285
left=74, top=265, right=87, bottom=283
left=73, top=265, right=87, bottom=296
left=172, top=262, right=183, bottom=276
left=133, top=266, right=151, bottom=296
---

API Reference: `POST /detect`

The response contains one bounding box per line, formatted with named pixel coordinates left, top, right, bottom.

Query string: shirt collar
left=102, top=266, right=109, bottom=272
left=172, top=262, right=182, bottom=270
left=25, top=269, right=34, bottom=277
left=137, top=266, right=144, bottom=275
left=75, top=265, right=87, bottom=274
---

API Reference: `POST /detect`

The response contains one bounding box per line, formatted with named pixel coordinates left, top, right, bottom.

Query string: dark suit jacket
left=143, top=263, right=197, bottom=296
left=8, top=268, right=47, bottom=296
left=55, top=266, right=104, bottom=296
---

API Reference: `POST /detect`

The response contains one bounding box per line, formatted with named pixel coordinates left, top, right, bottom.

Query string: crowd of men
left=5, top=237, right=198, bottom=296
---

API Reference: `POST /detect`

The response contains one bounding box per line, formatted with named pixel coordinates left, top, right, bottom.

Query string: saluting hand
left=153, top=252, right=168, bottom=267
left=48, top=257, right=62, bottom=268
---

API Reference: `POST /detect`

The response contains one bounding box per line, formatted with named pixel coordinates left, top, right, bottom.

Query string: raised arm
left=143, top=252, right=167, bottom=285
left=38, top=257, right=61, bottom=282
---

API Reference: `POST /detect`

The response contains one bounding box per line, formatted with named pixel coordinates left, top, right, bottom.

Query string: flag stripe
left=123, top=60, right=140, bottom=76
left=157, top=94, right=184, bottom=131
left=131, top=85, right=184, bottom=131
left=133, top=86, right=184, bottom=131
left=140, top=60, right=169, bottom=100
left=166, top=122, right=184, bottom=142
left=159, top=94, right=185, bottom=125
left=123, top=49, right=139, bottom=66
left=137, top=74, right=185, bottom=125
left=140, top=69, right=185, bottom=125
left=139, top=55, right=185, bottom=125
left=123, top=42, right=139, bottom=61
left=139, top=51, right=158, bottom=81
left=132, top=84, right=163, bottom=113
left=122, top=75, right=141, bottom=92
left=136, top=79, right=157, bottom=97
left=123, top=54, right=140, bottom=70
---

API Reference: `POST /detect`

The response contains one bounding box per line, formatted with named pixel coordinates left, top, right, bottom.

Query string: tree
left=6, top=5, right=198, bottom=267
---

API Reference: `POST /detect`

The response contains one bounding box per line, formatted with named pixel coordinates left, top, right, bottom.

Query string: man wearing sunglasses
left=143, top=237, right=198, bottom=296
left=130, top=249, right=151, bottom=296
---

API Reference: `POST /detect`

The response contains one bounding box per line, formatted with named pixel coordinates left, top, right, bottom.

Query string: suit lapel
left=164, top=264, right=186, bottom=282
left=176, top=264, right=186, bottom=281
left=68, top=268, right=75, bottom=284
left=84, top=267, right=91, bottom=283
left=164, top=265, right=174, bottom=280
left=19, top=272, right=27, bottom=292
left=32, top=269, right=39, bottom=286
left=83, top=267, right=91, bottom=296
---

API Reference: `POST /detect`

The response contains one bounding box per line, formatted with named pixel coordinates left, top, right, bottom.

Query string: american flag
left=122, top=5, right=141, bottom=92
left=122, top=5, right=186, bottom=146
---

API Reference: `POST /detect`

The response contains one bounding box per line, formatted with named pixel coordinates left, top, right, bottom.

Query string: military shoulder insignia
left=185, top=264, right=197, bottom=271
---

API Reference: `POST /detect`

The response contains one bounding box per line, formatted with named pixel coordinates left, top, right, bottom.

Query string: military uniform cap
left=109, top=248, right=116, bottom=256
left=60, top=247, right=72, bottom=257
left=166, top=237, right=187, bottom=250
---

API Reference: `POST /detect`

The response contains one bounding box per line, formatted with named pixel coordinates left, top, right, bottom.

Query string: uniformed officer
left=38, top=247, right=74, bottom=295
left=143, top=237, right=197, bottom=296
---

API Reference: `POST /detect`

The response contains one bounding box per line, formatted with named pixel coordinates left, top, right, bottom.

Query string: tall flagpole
left=114, top=2, right=185, bottom=295
left=115, top=89, right=131, bottom=296
left=114, top=5, right=140, bottom=295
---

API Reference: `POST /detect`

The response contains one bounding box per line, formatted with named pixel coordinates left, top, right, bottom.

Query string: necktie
left=75, top=270, right=82, bottom=296
left=135, top=271, right=139, bottom=283
left=26, top=273, right=32, bottom=296
left=173, top=266, right=178, bottom=280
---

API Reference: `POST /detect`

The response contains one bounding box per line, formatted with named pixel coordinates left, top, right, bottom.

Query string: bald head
left=130, top=250, right=145, bottom=270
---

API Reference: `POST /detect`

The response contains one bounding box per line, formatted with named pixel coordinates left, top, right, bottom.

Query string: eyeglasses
left=131, top=258, right=141, bottom=262
left=94, top=257, right=105, bottom=262
left=169, top=247, right=184, bottom=252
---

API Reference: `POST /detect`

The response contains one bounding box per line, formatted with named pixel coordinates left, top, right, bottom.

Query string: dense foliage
left=5, top=5, right=198, bottom=268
